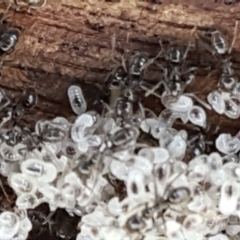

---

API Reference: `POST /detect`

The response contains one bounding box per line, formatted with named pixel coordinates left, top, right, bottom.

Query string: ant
left=143, top=26, right=198, bottom=98
left=200, top=21, right=239, bottom=92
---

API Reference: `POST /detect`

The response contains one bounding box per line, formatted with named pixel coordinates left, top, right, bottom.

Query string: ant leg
left=187, top=134, right=200, bottom=147
left=144, top=78, right=171, bottom=98
left=144, top=80, right=164, bottom=97
left=196, top=29, right=216, bottom=56
left=111, top=32, right=116, bottom=54
left=138, top=101, right=158, bottom=119
left=100, top=100, right=114, bottom=117
left=155, top=62, right=168, bottom=75
left=182, top=43, right=191, bottom=63
left=228, top=20, right=239, bottom=54
left=185, top=93, right=212, bottom=110
left=144, top=107, right=158, bottom=119
left=0, top=93, right=11, bottom=112
left=0, top=179, right=10, bottom=202
left=162, top=80, right=171, bottom=94
left=181, top=66, right=198, bottom=75
left=120, top=32, right=132, bottom=73
left=140, top=40, right=164, bottom=72
left=205, top=68, right=219, bottom=80
left=140, top=85, right=162, bottom=99
left=121, top=55, right=128, bottom=73
left=111, top=33, right=120, bottom=65
left=144, top=65, right=170, bottom=97
left=135, top=143, right=151, bottom=149
left=42, top=211, right=55, bottom=225
left=42, top=211, right=56, bottom=235
left=140, top=49, right=162, bottom=72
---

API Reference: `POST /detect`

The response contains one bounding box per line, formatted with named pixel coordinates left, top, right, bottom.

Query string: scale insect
left=67, top=85, right=87, bottom=115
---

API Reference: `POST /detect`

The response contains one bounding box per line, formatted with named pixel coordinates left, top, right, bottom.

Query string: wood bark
left=0, top=1, right=239, bottom=138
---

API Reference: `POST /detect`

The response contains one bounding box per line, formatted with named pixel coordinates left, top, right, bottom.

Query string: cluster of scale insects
left=59, top=22, right=240, bottom=239
left=0, top=4, right=240, bottom=240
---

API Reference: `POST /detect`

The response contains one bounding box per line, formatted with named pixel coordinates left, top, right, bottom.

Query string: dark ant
left=200, top=21, right=239, bottom=92
left=28, top=209, right=55, bottom=238
left=19, top=87, right=38, bottom=109
left=0, top=28, right=20, bottom=54
left=143, top=26, right=198, bottom=98
left=102, top=86, right=139, bottom=126
left=0, top=15, right=21, bottom=55
left=109, top=33, right=162, bottom=93
left=124, top=166, right=190, bottom=239
left=53, top=209, right=79, bottom=240
left=5, top=87, right=38, bottom=126
left=187, top=130, right=213, bottom=156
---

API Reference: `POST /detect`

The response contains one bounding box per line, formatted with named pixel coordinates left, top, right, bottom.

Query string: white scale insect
left=68, top=85, right=87, bottom=115
left=162, top=94, right=207, bottom=128
left=208, top=91, right=240, bottom=119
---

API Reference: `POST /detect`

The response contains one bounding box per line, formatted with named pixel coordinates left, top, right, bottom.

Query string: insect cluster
left=1, top=7, right=240, bottom=240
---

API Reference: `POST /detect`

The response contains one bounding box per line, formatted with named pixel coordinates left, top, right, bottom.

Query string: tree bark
left=0, top=0, right=239, bottom=134
left=0, top=1, right=240, bottom=239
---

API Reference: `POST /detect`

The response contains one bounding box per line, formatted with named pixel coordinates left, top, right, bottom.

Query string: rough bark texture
left=0, top=0, right=240, bottom=239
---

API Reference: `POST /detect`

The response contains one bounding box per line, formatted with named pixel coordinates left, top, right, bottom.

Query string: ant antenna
left=140, top=40, right=164, bottom=72
left=100, top=100, right=114, bottom=118
left=184, top=93, right=212, bottom=110
left=143, top=68, right=170, bottom=98
left=111, top=32, right=128, bottom=73
left=140, top=84, right=163, bottom=99
left=42, top=210, right=56, bottom=236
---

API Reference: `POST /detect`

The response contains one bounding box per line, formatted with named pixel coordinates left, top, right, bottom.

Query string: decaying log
left=0, top=0, right=240, bottom=135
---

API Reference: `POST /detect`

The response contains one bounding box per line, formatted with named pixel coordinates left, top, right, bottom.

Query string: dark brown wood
left=0, top=0, right=240, bottom=132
